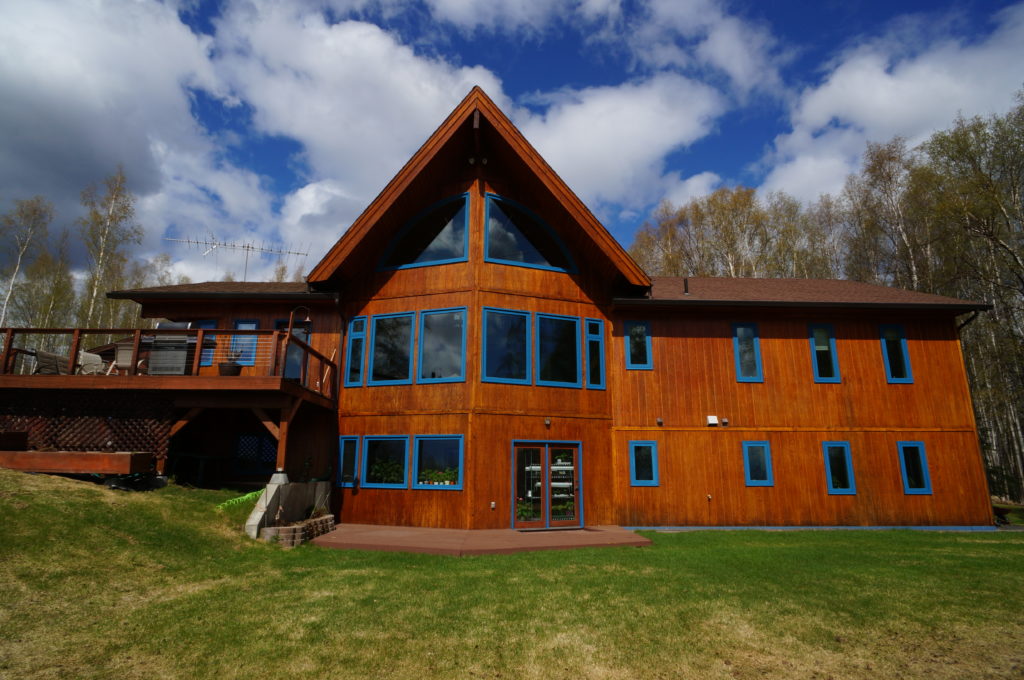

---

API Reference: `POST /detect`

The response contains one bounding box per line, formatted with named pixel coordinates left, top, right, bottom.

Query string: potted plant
left=218, top=350, right=244, bottom=376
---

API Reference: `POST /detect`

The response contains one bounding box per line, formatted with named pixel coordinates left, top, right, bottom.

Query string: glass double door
left=513, top=443, right=581, bottom=529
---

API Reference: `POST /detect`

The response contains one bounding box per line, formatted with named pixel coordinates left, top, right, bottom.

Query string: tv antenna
left=165, top=236, right=309, bottom=281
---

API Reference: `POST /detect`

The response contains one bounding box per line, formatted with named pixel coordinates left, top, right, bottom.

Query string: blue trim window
left=484, top=193, right=575, bottom=273
left=629, top=441, right=659, bottom=486
left=418, top=308, right=466, bottom=383
left=733, top=323, right=763, bottom=382
left=880, top=324, right=913, bottom=383
left=368, top=312, right=415, bottom=385
left=231, top=320, right=258, bottom=366
left=482, top=307, right=531, bottom=384
left=743, top=441, right=774, bottom=486
left=897, top=441, right=932, bottom=494
left=535, top=313, right=581, bottom=388
left=809, top=324, right=840, bottom=383
left=585, top=318, right=606, bottom=390
left=379, top=194, right=470, bottom=270
left=412, top=435, right=464, bottom=490
left=624, top=321, right=653, bottom=370
left=823, top=441, right=855, bottom=494
left=337, top=436, right=359, bottom=487
left=361, top=436, right=409, bottom=488
left=344, top=317, right=367, bottom=387
left=193, top=319, right=216, bottom=367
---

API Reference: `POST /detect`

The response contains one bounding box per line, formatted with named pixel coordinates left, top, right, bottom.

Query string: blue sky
left=1, top=0, right=1022, bottom=282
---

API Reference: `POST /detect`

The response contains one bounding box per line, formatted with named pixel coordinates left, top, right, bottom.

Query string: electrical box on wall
left=706, top=415, right=719, bottom=426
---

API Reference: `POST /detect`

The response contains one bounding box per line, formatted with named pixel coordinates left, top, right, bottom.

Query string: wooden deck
left=311, top=523, right=651, bottom=556
left=0, top=450, right=153, bottom=475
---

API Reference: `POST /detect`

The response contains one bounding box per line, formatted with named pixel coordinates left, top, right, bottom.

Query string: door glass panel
left=516, top=447, right=543, bottom=523
left=549, top=447, right=576, bottom=523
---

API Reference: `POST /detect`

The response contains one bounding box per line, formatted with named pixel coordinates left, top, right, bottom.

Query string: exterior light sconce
left=721, top=418, right=729, bottom=427
left=656, top=418, right=664, bottom=426
left=544, top=418, right=552, bottom=427
left=706, top=415, right=719, bottom=427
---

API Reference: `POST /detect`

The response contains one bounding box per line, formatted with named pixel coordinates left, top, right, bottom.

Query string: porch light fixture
left=656, top=418, right=663, bottom=426
left=544, top=418, right=551, bottom=427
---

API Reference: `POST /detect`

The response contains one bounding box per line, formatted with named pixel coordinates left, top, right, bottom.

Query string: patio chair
left=76, top=350, right=105, bottom=375
left=32, top=350, right=70, bottom=375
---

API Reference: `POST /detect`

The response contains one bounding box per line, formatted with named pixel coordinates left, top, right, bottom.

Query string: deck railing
left=0, top=327, right=337, bottom=400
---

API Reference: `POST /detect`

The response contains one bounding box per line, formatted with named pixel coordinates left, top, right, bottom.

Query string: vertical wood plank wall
left=330, top=176, right=992, bottom=529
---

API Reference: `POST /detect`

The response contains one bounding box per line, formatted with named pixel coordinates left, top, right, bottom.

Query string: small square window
left=743, top=441, right=773, bottom=486
left=412, top=435, right=464, bottom=490
left=897, top=441, right=932, bottom=494
left=361, top=436, right=409, bottom=488
left=629, top=441, right=659, bottom=486
left=823, top=441, right=855, bottom=494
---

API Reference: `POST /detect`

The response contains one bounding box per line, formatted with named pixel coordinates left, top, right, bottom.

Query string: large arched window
left=379, top=194, right=469, bottom=269
left=484, top=194, right=574, bottom=272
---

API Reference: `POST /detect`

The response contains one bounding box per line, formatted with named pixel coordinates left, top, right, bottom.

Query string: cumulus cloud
left=518, top=74, right=725, bottom=212
left=761, top=3, right=1024, bottom=201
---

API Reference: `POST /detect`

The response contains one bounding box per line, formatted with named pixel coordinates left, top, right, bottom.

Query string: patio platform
left=311, top=523, right=651, bottom=556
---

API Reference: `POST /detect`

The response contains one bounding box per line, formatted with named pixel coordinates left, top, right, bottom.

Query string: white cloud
left=761, top=3, right=1024, bottom=201
left=663, top=170, right=721, bottom=207
left=518, top=74, right=725, bottom=211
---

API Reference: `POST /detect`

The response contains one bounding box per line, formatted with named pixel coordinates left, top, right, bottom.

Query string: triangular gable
left=306, top=87, right=650, bottom=289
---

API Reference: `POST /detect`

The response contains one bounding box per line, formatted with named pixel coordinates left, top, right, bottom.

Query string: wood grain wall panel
left=608, top=429, right=991, bottom=527
left=610, top=310, right=978, bottom=431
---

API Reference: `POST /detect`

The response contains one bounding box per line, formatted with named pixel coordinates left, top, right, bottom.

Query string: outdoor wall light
left=656, top=418, right=664, bottom=426
left=544, top=418, right=552, bottom=427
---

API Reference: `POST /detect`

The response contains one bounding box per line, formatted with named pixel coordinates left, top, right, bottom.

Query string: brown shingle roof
left=611, top=277, right=987, bottom=312
left=107, top=282, right=334, bottom=300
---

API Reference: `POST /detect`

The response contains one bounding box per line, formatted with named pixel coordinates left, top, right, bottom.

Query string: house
left=0, top=87, right=994, bottom=529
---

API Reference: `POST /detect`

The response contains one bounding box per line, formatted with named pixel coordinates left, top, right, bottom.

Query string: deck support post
left=274, top=397, right=302, bottom=474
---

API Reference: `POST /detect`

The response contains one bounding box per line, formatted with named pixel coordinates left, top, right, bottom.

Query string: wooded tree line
left=630, top=92, right=1024, bottom=503
left=0, top=167, right=300, bottom=352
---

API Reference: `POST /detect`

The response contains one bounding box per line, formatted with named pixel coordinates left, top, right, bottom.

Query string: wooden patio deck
left=311, top=523, right=651, bottom=556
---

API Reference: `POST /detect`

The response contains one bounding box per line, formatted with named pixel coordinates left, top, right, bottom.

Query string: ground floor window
left=823, top=441, right=855, bottom=494
left=412, top=435, right=463, bottom=489
left=743, top=441, right=773, bottom=486
left=361, top=436, right=409, bottom=488
left=898, top=441, right=932, bottom=494
left=629, top=440, right=659, bottom=486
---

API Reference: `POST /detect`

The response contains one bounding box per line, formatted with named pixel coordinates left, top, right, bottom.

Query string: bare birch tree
left=0, top=196, right=53, bottom=327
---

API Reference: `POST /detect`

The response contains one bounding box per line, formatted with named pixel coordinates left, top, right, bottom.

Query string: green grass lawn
left=2, top=468, right=1023, bottom=679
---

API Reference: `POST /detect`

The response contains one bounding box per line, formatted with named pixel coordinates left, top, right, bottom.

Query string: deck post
left=67, top=329, right=82, bottom=374
left=1, top=328, right=14, bottom=373
left=275, top=397, right=302, bottom=474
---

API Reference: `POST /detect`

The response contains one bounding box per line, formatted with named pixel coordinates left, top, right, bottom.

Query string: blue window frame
left=482, top=307, right=531, bottom=384
left=361, top=436, right=409, bottom=489
left=897, top=441, right=932, bottom=495
left=624, top=321, right=653, bottom=370
left=484, top=193, right=575, bottom=273
left=629, top=441, right=659, bottom=486
left=337, top=436, right=359, bottom=487
left=743, top=441, right=774, bottom=486
left=809, top=324, right=840, bottom=383
left=231, top=320, right=258, bottom=366
left=418, top=308, right=466, bottom=383
left=412, top=435, right=464, bottom=490
left=733, top=323, right=763, bottom=383
left=880, top=324, right=913, bottom=383
left=585, top=318, right=606, bottom=390
left=368, top=312, right=415, bottom=386
left=535, top=313, right=581, bottom=388
left=344, top=316, right=367, bottom=387
left=379, top=193, right=470, bottom=270
left=193, top=319, right=216, bottom=367
left=823, top=441, right=855, bottom=494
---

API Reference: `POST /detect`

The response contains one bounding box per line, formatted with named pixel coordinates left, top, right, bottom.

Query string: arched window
left=484, top=194, right=574, bottom=272
left=379, top=194, right=469, bottom=269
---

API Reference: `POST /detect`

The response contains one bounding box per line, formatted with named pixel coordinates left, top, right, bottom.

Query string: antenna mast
left=165, top=237, right=308, bottom=281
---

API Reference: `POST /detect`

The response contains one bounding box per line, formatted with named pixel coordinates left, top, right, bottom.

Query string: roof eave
left=610, top=297, right=991, bottom=313
left=107, top=291, right=336, bottom=301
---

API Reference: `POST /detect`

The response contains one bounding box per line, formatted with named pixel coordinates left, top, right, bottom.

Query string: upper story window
left=418, top=308, right=466, bottom=383
left=624, top=321, right=653, bottom=370
left=484, top=194, right=574, bottom=272
left=809, top=324, right=840, bottom=383
left=379, top=194, right=469, bottom=269
left=536, top=313, right=581, bottom=388
left=231, top=320, right=258, bottom=366
left=482, top=307, right=531, bottom=384
left=345, top=317, right=367, bottom=387
left=880, top=324, right=913, bottom=383
left=368, top=312, right=415, bottom=385
left=733, top=323, right=763, bottom=383
left=585, top=319, right=606, bottom=390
